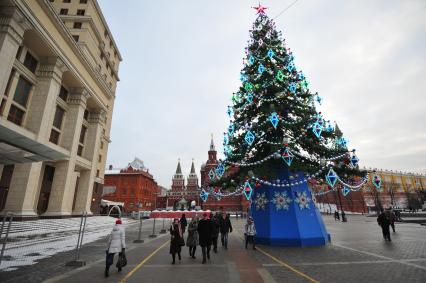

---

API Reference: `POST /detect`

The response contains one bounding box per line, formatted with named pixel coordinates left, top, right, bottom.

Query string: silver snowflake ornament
left=272, top=191, right=292, bottom=210
left=294, top=191, right=311, bottom=210
left=254, top=192, right=269, bottom=211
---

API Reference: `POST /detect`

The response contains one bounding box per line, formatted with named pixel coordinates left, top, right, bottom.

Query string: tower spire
left=190, top=158, right=195, bottom=174
left=210, top=134, right=215, bottom=151
left=176, top=158, right=182, bottom=174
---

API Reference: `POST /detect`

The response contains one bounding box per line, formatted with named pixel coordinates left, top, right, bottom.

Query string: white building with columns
left=0, top=0, right=121, bottom=217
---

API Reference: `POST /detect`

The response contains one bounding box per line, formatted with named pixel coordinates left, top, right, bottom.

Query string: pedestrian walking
left=197, top=213, right=212, bottom=264
left=180, top=213, right=188, bottom=234
left=244, top=216, right=256, bottom=250
left=219, top=212, right=233, bottom=249
left=334, top=210, right=340, bottom=221
left=377, top=210, right=391, bottom=241
left=388, top=210, right=396, bottom=233
left=105, top=219, right=126, bottom=277
left=170, top=218, right=184, bottom=264
left=186, top=215, right=199, bottom=259
left=211, top=212, right=220, bottom=253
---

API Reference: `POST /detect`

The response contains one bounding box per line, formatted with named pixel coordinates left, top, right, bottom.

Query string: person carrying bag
left=105, top=219, right=126, bottom=277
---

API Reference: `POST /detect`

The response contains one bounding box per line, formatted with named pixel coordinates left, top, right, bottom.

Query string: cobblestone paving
left=1, top=215, right=425, bottom=282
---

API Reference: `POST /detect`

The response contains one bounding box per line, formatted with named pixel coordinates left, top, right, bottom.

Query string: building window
left=60, top=9, right=68, bottom=15
left=77, top=145, right=83, bottom=156
left=49, top=129, right=60, bottom=144
left=98, top=154, right=102, bottom=162
left=58, top=86, right=68, bottom=102
left=79, top=125, right=87, bottom=143
left=23, top=52, right=38, bottom=73
left=63, top=0, right=71, bottom=3
left=13, top=76, right=32, bottom=107
left=83, top=109, right=89, bottom=121
left=72, top=35, right=79, bottom=42
left=80, top=0, right=87, bottom=3
left=49, top=0, right=55, bottom=3
left=0, top=99, right=6, bottom=116
left=52, top=106, right=65, bottom=129
left=16, top=46, right=23, bottom=59
left=96, top=170, right=100, bottom=177
left=77, top=9, right=85, bottom=15
left=77, top=125, right=87, bottom=156
left=100, top=141, right=104, bottom=149
left=7, top=105, right=25, bottom=125
left=4, top=69, right=15, bottom=97
left=73, top=22, right=82, bottom=29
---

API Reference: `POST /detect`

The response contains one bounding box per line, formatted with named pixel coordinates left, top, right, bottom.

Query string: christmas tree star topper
left=253, top=3, right=267, bottom=14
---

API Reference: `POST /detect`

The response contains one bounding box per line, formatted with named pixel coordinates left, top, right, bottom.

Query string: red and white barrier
left=150, top=210, right=212, bottom=219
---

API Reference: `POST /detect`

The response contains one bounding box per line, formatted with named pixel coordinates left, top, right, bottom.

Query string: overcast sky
left=98, top=0, right=426, bottom=188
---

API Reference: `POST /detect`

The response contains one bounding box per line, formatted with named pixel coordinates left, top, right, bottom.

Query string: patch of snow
left=0, top=216, right=136, bottom=271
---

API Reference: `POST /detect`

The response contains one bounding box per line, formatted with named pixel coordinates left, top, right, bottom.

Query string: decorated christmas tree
left=201, top=5, right=374, bottom=247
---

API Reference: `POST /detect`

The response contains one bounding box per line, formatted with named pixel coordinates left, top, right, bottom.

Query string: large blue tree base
left=250, top=170, right=330, bottom=247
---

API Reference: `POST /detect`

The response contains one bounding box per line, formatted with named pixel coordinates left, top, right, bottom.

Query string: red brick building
left=200, top=137, right=249, bottom=212
left=166, top=159, right=200, bottom=209
left=103, top=158, right=159, bottom=212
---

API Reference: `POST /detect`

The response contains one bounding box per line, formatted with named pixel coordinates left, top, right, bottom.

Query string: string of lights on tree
left=199, top=4, right=381, bottom=203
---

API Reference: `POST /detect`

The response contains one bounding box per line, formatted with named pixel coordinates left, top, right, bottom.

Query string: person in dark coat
left=377, top=210, right=391, bottom=241
left=186, top=215, right=199, bottom=259
left=197, top=213, right=212, bottom=264
left=219, top=212, right=233, bottom=249
left=334, top=210, right=340, bottom=221
left=170, top=218, right=183, bottom=264
left=211, top=213, right=220, bottom=253
left=180, top=213, right=188, bottom=234
left=389, top=210, right=396, bottom=233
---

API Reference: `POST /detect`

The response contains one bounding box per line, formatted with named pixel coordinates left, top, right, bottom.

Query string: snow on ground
left=0, top=216, right=137, bottom=271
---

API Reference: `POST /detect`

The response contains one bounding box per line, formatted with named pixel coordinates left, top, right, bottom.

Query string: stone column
left=73, top=109, right=105, bottom=215
left=43, top=88, right=91, bottom=217
left=0, top=6, right=31, bottom=96
left=26, top=57, right=67, bottom=140
left=1, top=162, right=42, bottom=216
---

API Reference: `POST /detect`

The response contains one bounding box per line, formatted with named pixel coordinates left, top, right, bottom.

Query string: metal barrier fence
left=0, top=212, right=170, bottom=273
left=0, top=211, right=245, bottom=273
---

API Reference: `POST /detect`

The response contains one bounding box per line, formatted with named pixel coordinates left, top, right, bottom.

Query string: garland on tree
left=205, top=5, right=372, bottom=200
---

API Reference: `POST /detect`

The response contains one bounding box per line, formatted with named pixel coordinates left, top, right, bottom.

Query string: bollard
left=0, top=213, right=13, bottom=266
left=160, top=218, right=167, bottom=234
left=149, top=218, right=157, bottom=238
left=134, top=214, right=144, bottom=243
left=66, top=212, right=87, bottom=267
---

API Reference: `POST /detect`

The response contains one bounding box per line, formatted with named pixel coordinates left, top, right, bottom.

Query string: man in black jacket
left=219, top=212, right=233, bottom=249
left=211, top=213, right=220, bottom=253
left=377, top=210, right=391, bottom=241
left=197, top=213, right=212, bottom=264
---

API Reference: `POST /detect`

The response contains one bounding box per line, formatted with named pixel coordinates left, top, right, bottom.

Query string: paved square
left=1, top=215, right=425, bottom=283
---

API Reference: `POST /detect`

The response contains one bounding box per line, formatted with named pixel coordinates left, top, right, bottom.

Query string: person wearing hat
left=197, top=213, right=213, bottom=264
left=170, top=218, right=184, bottom=264
left=105, top=219, right=126, bottom=277
left=244, top=217, right=256, bottom=250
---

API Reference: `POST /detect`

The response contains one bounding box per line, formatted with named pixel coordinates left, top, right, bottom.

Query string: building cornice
left=92, top=0, right=122, bottom=61
left=59, top=14, right=120, bottom=80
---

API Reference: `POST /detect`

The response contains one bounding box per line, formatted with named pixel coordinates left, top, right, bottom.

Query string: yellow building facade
left=0, top=0, right=121, bottom=217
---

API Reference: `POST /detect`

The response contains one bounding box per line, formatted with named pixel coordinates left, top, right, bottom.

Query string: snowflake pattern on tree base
left=254, top=192, right=269, bottom=210
left=294, top=191, right=311, bottom=210
left=271, top=191, right=292, bottom=210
